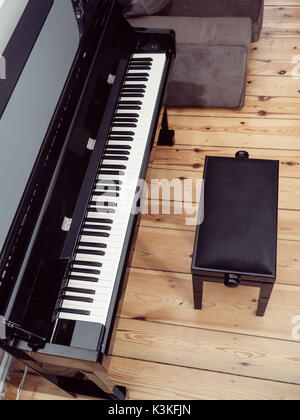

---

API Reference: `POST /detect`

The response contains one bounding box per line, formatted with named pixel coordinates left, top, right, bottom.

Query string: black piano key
left=110, top=130, right=134, bottom=136
left=125, top=77, right=148, bottom=82
left=89, top=200, right=117, bottom=207
left=84, top=217, right=113, bottom=224
left=122, top=84, right=146, bottom=89
left=94, top=184, right=120, bottom=191
left=93, top=185, right=120, bottom=191
left=108, top=136, right=133, bottom=141
left=92, top=191, right=119, bottom=197
left=130, top=59, right=153, bottom=63
left=130, top=57, right=153, bottom=62
left=100, top=164, right=126, bottom=170
left=103, top=155, right=129, bottom=161
left=105, top=145, right=131, bottom=150
left=112, top=123, right=137, bottom=128
left=73, top=260, right=102, bottom=267
left=71, top=267, right=100, bottom=275
left=83, top=224, right=111, bottom=231
left=115, top=113, right=139, bottom=118
left=104, top=148, right=130, bottom=154
left=119, top=93, right=144, bottom=98
left=92, top=192, right=119, bottom=199
left=69, top=275, right=99, bottom=283
left=98, top=170, right=125, bottom=176
left=113, top=117, right=139, bottom=125
left=129, top=66, right=151, bottom=70
left=121, top=88, right=145, bottom=93
left=82, top=231, right=110, bottom=238
left=65, top=287, right=96, bottom=295
left=96, top=179, right=123, bottom=185
left=117, top=106, right=141, bottom=110
left=122, top=88, right=145, bottom=93
left=129, top=65, right=152, bottom=69
left=77, top=249, right=105, bottom=256
left=104, top=151, right=130, bottom=156
left=88, top=207, right=116, bottom=214
left=126, top=73, right=149, bottom=77
left=129, top=64, right=152, bottom=69
left=96, top=184, right=121, bottom=190
left=78, top=241, right=107, bottom=248
left=59, top=308, right=91, bottom=316
left=118, top=101, right=142, bottom=105
left=113, top=118, right=138, bottom=123
left=103, top=153, right=129, bottom=160
left=63, top=295, right=94, bottom=304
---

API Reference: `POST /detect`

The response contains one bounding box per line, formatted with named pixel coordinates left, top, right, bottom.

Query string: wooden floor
left=6, top=0, right=300, bottom=400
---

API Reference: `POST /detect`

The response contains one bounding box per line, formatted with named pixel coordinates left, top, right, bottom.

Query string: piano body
left=0, top=0, right=175, bottom=399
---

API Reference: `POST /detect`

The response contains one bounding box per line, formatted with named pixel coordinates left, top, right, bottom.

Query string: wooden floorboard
left=107, top=357, right=300, bottom=400
left=132, top=226, right=300, bottom=287
left=6, top=0, right=300, bottom=401
left=168, top=97, right=300, bottom=120
left=113, top=318, right=300, bottom=384
left=166, top=116, right=300, bottom=150
left=120, top=268, right=300, bottom=341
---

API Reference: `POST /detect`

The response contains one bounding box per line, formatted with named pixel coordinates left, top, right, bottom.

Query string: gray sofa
left=120, top=0, right=264, bottom=109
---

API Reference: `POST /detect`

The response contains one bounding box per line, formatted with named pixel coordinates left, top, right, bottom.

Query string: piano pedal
left=157, top=127, right=175, bottom=147
left=157, top=107, right=175, bottom=147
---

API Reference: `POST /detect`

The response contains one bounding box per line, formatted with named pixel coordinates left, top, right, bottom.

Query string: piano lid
left=0, top=0, right=29, bottom=56
left=0, top=0, right=79, bottom=258
left=0, top=0, right=54, bottom=117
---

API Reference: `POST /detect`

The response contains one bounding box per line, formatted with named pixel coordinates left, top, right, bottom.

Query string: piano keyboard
left=58, top=53, right=167, bottom=325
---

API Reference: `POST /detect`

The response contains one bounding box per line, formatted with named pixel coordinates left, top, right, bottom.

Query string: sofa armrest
left=160, top=0, right=264, bottom=42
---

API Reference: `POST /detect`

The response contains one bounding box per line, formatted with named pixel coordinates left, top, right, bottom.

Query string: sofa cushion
left=161, top=0, right=264, bottom=42
left=166, top=44, right=248, bottom=108
left=128, top=16, right=252, bottom=108
left=128, top=15, right=252, bottom=48
left=119, top=0, right=171, bottom=17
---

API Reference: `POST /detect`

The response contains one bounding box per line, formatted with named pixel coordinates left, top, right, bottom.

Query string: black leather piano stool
left=191, top=151, right=279, bottom=317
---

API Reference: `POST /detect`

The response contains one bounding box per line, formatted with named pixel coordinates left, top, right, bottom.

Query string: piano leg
left=33, top=361, right=127, bottom=400
left=0, top=340, right=126, bottom=400
left=83, top=367, right=126, bottom=400
left=34, top=354, right=127, bottom=400
left=157, top=107, right=175, bottom=147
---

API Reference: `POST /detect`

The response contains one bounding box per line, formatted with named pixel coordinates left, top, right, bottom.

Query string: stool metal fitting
left=224, top=273, right=241, bottom=288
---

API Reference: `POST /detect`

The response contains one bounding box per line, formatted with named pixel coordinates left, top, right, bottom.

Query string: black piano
left=0, top=0, right=175, bottom=399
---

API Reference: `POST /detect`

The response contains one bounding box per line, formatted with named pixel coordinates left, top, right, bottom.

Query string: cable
left=16, top=351, right=32, bottom=401
left=16, top=365, right=28, bottom=400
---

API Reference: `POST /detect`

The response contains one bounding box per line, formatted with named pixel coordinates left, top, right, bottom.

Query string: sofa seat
left=129, top=16, right=252, bottom=108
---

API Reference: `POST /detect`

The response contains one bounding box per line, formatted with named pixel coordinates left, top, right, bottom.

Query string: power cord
left=16, top=351, right=32, bottom=400
left=16, top=365, right=28, bottom=400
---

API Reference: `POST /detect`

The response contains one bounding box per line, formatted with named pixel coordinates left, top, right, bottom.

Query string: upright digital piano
left=0, top=0, right=175, bottom=399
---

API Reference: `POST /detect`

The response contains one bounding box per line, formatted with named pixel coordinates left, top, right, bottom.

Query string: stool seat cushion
left=128, top=16, right=252, bottom=108
left=194, top=156, right=279, bottom=277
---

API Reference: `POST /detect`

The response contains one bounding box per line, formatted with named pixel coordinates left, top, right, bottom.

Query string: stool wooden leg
left=257, top=283, right=274, bottom=317
left=193, top=275, right=203, bottom=310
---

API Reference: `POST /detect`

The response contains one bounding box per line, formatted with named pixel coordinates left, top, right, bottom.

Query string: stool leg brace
left=192, top=275, right=274, bottom=317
